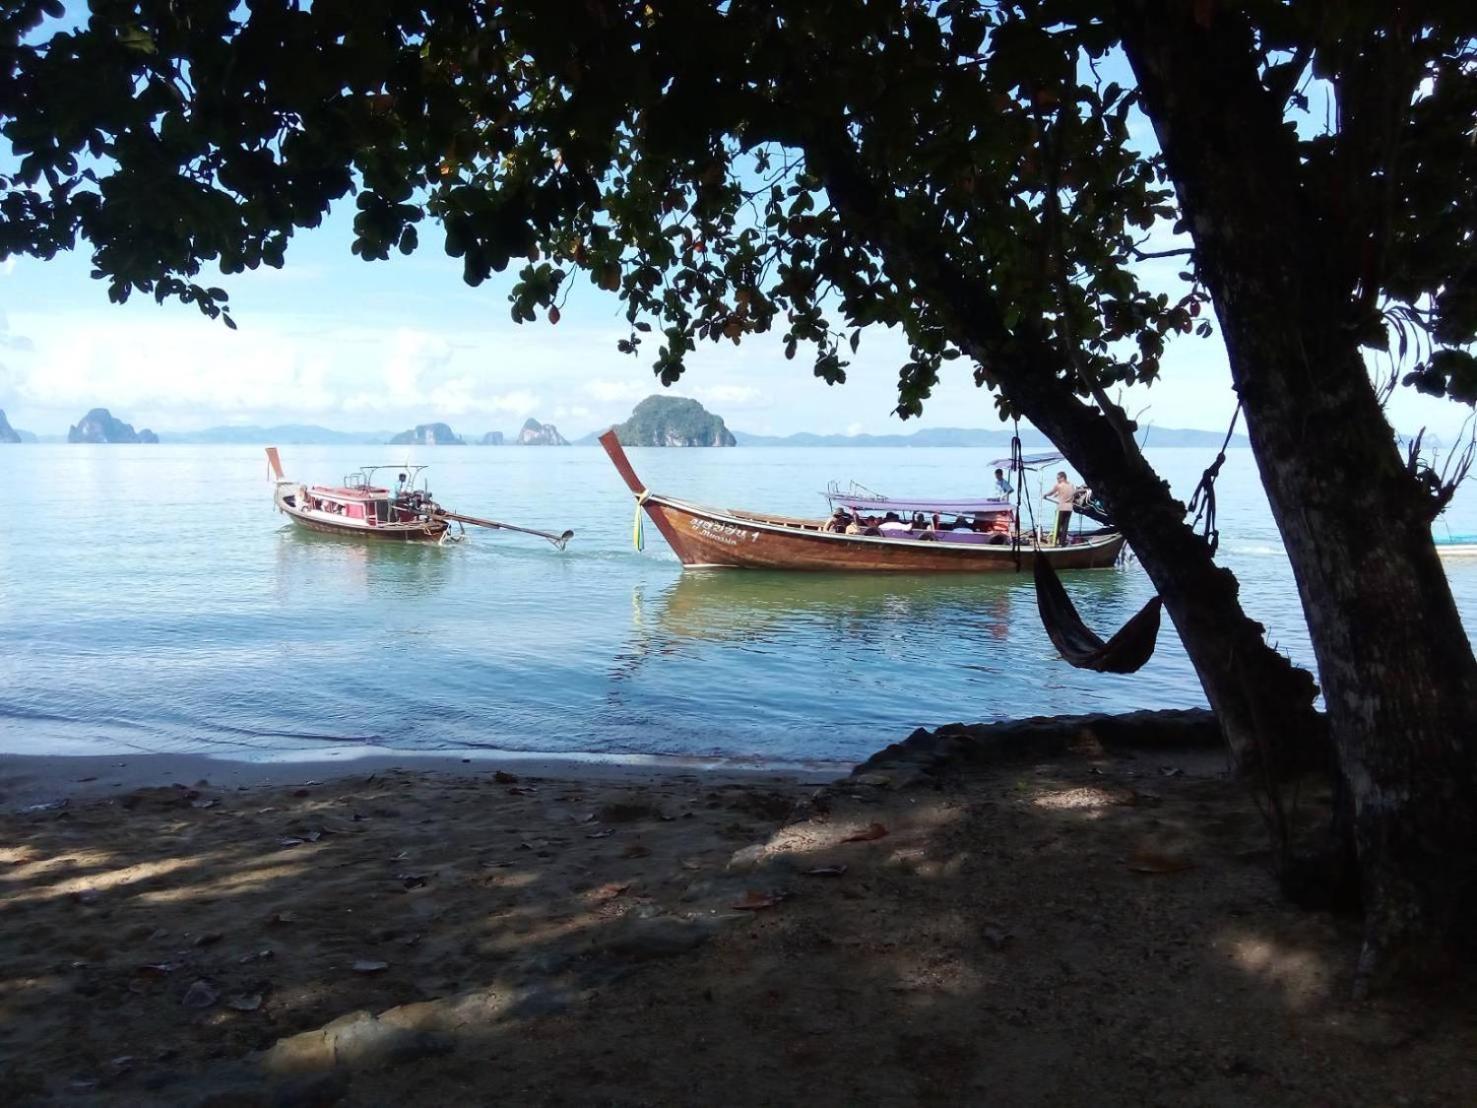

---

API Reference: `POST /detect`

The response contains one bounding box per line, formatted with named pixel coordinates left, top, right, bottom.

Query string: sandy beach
left=2, top=720, right=1473, bottom=1106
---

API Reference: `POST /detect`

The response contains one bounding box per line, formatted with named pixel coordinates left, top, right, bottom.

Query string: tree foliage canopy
left=2, top=1, right=1474, bottom=412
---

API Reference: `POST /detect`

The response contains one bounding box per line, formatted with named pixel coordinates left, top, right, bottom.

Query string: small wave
left=1225, top=543, right=1285, bottom=557
left=0, top=703, right=151, bottom=731
left=206, top=721, right=388, bottom=744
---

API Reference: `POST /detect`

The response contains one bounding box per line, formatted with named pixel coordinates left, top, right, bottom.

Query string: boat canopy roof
left=309, top=484, right=391, bottom=501
left=990, top=451, right=1064, bottom=471
left=828, top=494, right=1014, bottom=516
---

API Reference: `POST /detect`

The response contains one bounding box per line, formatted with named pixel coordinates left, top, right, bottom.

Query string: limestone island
left=516, top=418, right=569, bottom=445
left=611, top=395, right=736, bottom=446
left=67, top=408, right=157, bottom=443
left=0, top=408, right=21, bottom=444
left=479, top=431, right=504, bottom=446
left=388, top=422, right=464, bottom=446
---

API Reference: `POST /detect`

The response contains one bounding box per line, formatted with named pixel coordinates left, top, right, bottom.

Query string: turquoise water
left=1, top=445, right=1473, bottom=765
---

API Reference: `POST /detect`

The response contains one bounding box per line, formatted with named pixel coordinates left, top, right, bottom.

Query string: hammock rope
left=1186, top=401, right=1242, bottom=555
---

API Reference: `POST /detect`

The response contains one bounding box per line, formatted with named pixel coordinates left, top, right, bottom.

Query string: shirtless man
left=1044, top=471, right=1077, bottom=545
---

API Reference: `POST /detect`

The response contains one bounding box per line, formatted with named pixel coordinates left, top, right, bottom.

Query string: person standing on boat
left=1045, top=471, right=1077, bottom=545
left=994, top=467, right=1014, bottom=498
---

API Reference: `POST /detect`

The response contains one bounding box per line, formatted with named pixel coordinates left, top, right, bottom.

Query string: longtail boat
left=266, top=447, right=574, bottom=548
left=598, top=430, right=1124, bottom=571
left=1436, top=534, right=1477, bottom=558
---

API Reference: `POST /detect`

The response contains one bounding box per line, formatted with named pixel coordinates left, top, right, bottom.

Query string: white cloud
left=1, top=312, right=559, bottom=431
left=583, top=378, right=650, bottom=403
left=694, top=384, right=766, bottom=408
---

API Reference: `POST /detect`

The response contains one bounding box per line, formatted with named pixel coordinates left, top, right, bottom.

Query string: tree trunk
left=807, top=135, right=1326, bottom=780
left=1120, top=1, right=1477, bottom=983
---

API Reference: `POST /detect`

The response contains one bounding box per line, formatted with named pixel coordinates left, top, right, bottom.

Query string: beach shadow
left=0, top=758, right=1470, bottom=1105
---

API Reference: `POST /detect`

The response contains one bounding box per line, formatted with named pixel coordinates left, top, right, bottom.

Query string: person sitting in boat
left=910, top=512, right=927, bottom=529
left=878, top=512, right=910, bottom=534
left=994, top=468, right=1014, bottom=498
left=1045, top=471, right=1078, bottom=545
left=949, top=515, right=973, bottom=531
left=824, top=508, right=848, bottom=533
left=844, top=516, right=865, bottom=535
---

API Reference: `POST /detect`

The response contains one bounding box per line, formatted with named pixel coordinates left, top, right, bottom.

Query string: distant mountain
left=516, top=418, right=569, bottom=446
left=479, top=431, right=505, bottom=446
left=728, top=424, right=1248, bottom=448
left=67, top=408, right=155, bottom=444
left=159, top=424, right=395, bottom=445
left=610, top=395, right=737, bottom=447
left=0, top=408, right=20, bottom=444
left=388, top=422, right=464, bottom=446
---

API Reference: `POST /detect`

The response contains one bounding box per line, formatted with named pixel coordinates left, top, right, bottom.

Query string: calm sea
left=1, top=444, right=1473, bottom=766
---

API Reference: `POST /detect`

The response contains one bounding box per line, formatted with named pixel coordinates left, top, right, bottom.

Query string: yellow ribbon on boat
left=633, top=489, right=651, bottom=551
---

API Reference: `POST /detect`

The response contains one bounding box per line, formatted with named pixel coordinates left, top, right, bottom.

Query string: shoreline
left=0, top=748, right=845, bottom=812
left=0, top=708, right=1226, bottom=812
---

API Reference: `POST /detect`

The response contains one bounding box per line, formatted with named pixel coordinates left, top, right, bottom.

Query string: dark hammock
left=1033, top=552, right=1163, bottom=674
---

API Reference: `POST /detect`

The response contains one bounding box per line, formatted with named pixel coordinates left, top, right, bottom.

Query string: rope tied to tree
left=1009, top=425, right=1041, bottom=572
left=1187, top=401, right=1242, bottom=555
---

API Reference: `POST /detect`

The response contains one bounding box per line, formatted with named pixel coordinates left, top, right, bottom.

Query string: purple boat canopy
left=827, top=495, right=1015, bottom=516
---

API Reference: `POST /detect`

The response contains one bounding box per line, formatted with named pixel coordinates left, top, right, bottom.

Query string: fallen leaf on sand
left=182, top=980, right=219, bottom=1009
left=586, top=828, right=615, bottom=839
left=397, top=873, right=429, bottom=890
left=352, top=960, right=389, bottom=975
left=841, top=823, right=889, bottom=844
left=137, top=962, right=179, bottom=977
left=493, top=770, right=520, bottom=784
left=278, top=837, right=305, bottom=849
left=237, top=949, right=274, bottom=965
left=621, top=844, right=651, bottom=859
left=508, top=786, right=538, bottom=796
left=982, top=925, right=1012, bottom=950
left=267, top=912, right=297, bottom=926
left=732, top=890, right=787, bottom=911
left=588, top=882, right=630, bottom=902
left=1127, top=849, right=1196, bottom=874
left=803, top=864, right=847, bottom=877
left=193, top=932, right=223, bottom=948
left=226, top=993, right=262, bottom=1012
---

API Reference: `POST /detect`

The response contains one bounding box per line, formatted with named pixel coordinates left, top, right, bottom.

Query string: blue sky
left=3, top=202, right=1463, bottom=442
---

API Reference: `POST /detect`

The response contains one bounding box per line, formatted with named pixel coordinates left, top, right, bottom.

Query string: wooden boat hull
left=640, top=494, right=1124, bottom=571
left=597, top=430, right=1123, bottom=572
left=274, top=487, right=450, bottom=543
